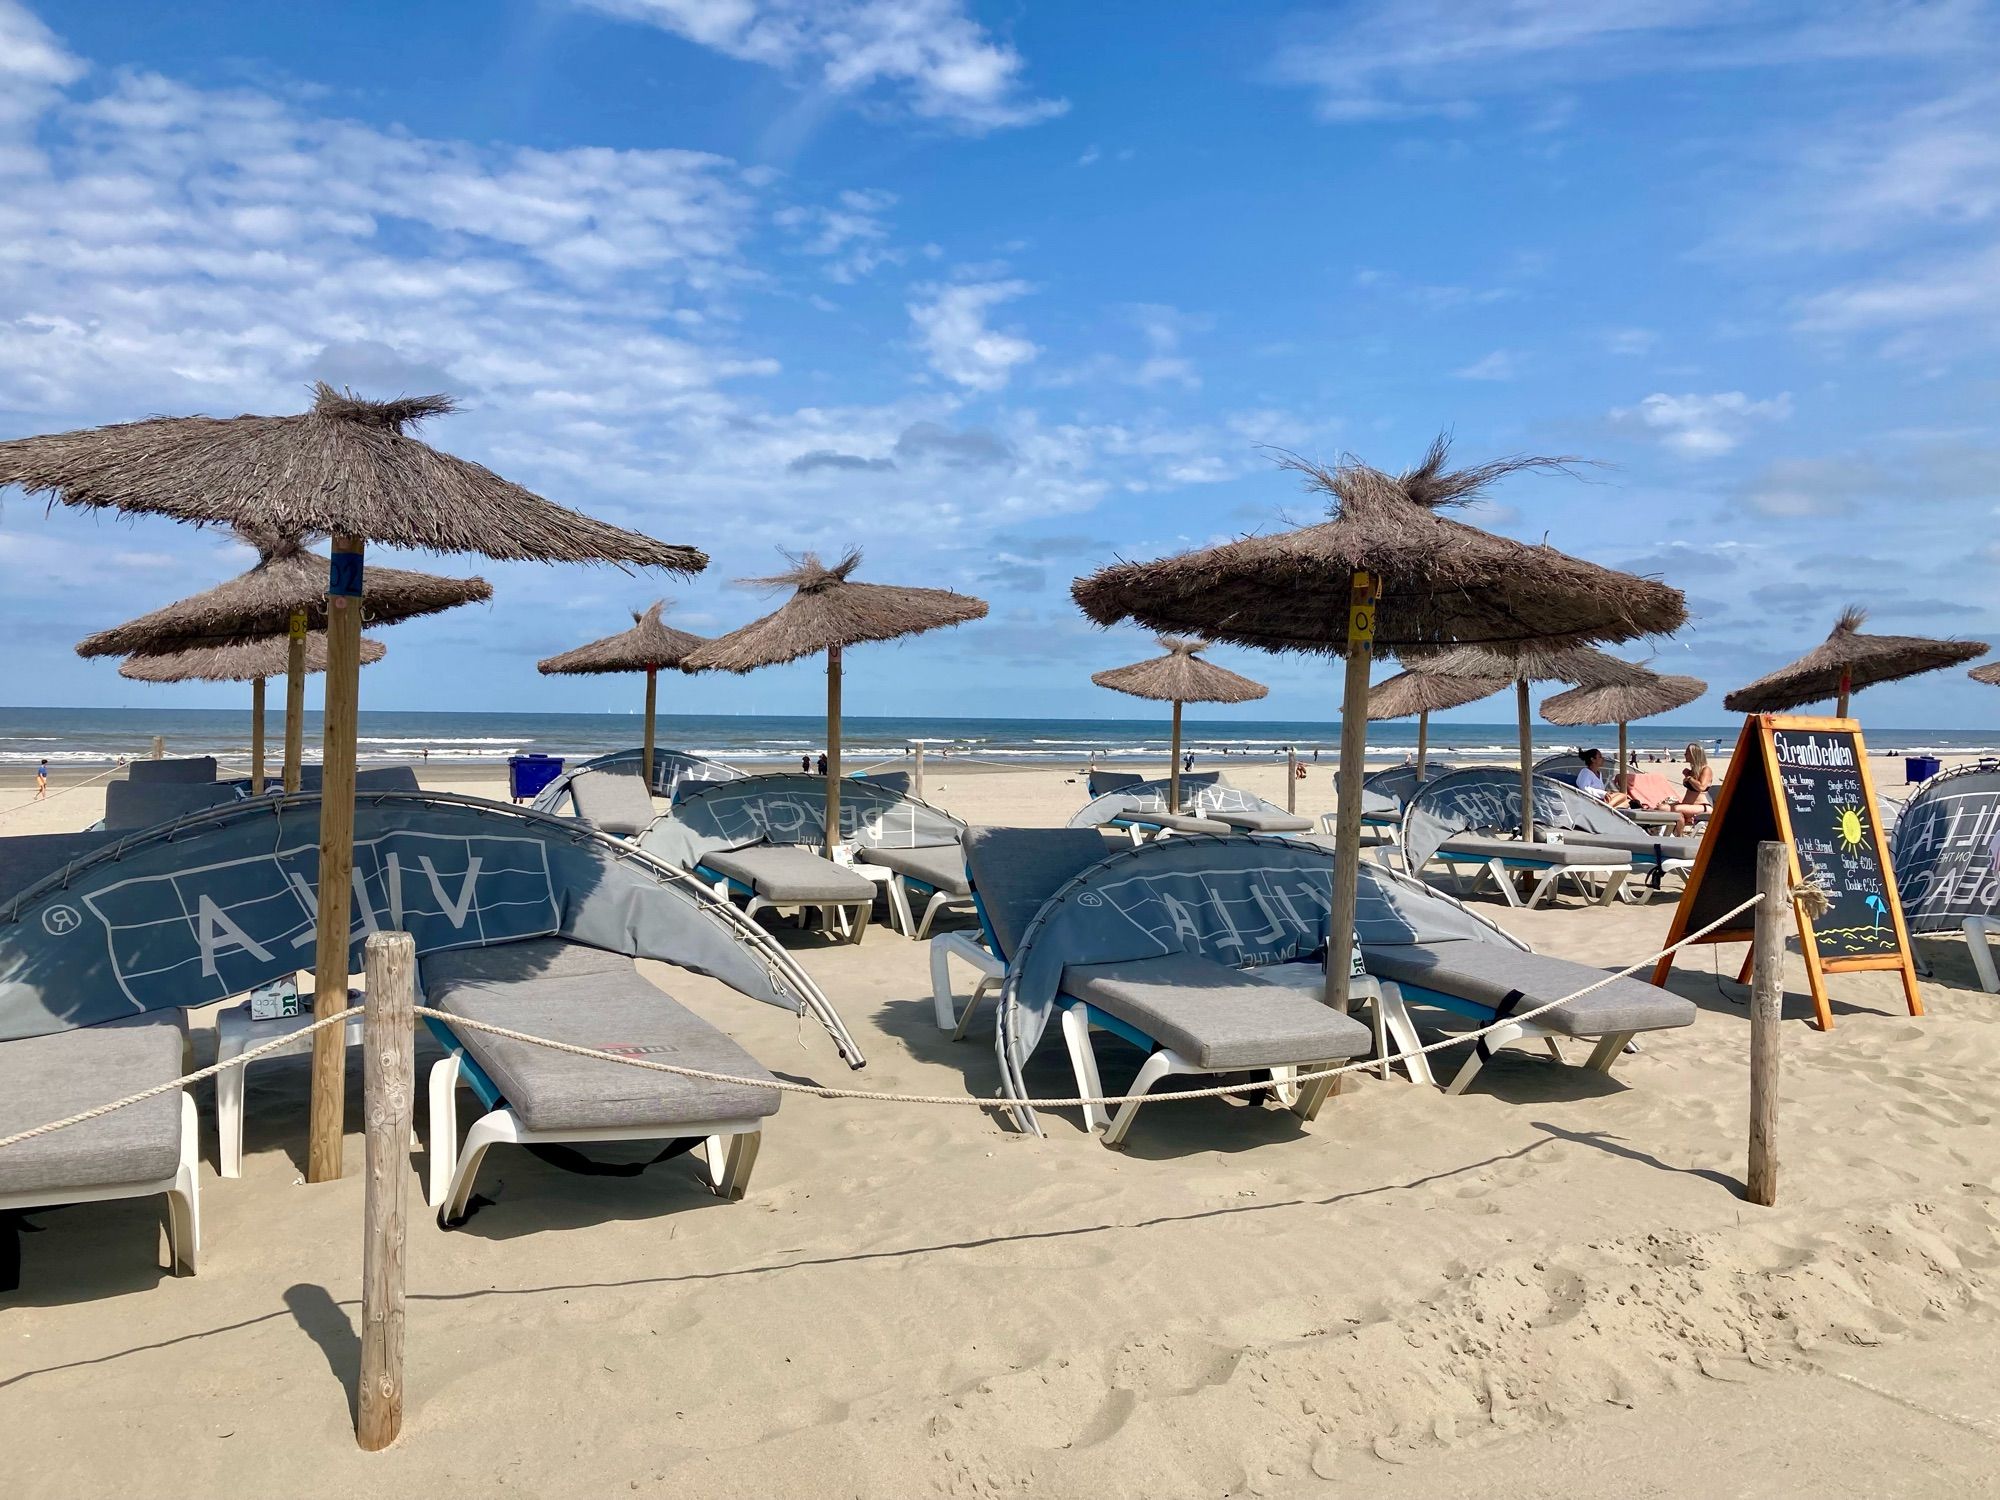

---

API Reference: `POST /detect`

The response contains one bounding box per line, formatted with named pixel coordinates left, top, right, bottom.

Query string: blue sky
left=2, top=0, right=1997, bottom=727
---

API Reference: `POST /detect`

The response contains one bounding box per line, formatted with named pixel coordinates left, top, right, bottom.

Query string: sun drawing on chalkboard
left=1834, top=800, right=1868, bottom=852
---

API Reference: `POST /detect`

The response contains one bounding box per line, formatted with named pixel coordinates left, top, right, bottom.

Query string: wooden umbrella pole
left=642, top=667, right=658, bottom=795
left=913, top=742, right=925, bottom=800
left=250, top=677, right=267, bottom=795
left=1415, top=709, right=1429, bottom=782
left=283, top=608, right=307, bottom=793
left=308, top=536, right=365, bottom=1184
left=1324, top=570, right=1378, bottom=1037
left=1617, top=720, right=1629, bottom=787
left=1516, top=676, right=1536, bottom=844
left=824, top=645, right=842, bottom=861
left=1286, top=746, right=1298, bottom=813
left=1169, top=699, right=1184, bottom=811
left=1837, top=667, right=1852, bottom=719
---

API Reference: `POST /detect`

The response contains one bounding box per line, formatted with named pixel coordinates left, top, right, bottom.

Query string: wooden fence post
left=1747, top=839, right=1787, bottom=1207
left=1286, top=747, right=1298, bottom=813
left=357, top=929, right=415, bottom=1451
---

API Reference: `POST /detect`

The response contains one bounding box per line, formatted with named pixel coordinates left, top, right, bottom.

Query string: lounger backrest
left=102, top=779, right=239, bottom=830
left=128, top=757, right=218, bottom=784
left=1087, top=769, right=1144, bottom=797
left=568, top=768, right=658, bottom=837
left=356, top=766, right=421, bottom=793
left=0, top=831, right=118, bottom=907
left=961, top=825, right=1115, bottom=960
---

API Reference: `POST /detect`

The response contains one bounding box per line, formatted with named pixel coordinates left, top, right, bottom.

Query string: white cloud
left=775, top=187, right=900, bottom=280
left=576, top=0, right=1065, bottom=130
left=1604, top=327, right=1656, bottom=355
left=1611, top=390, right=1792, bottom=458
left=1794, top=242, right=2000, bottom=333
left=908, top=279, right=1038, bottom=391
left=1453, top=349, right=1518, bottom=381
left=1271, top=0, right=1983, bottom=124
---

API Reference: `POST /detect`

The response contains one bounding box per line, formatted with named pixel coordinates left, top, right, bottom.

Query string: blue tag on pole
left=328, top=547, right=364, bottom=598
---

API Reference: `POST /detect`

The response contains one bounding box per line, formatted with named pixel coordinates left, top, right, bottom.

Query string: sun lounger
left=1547, top=827, right=1699, bottom=899
left=420, top=937, right=779, bottom=1224
left=857, top=842, right=972, bottom=938
left=1359, top=935, right=1697, bottom=1095
left=566, top=768, right=659, bottom=838
left=698, top=845, right=876, bottom=941
left=1421, top=833, right=1632, bottom=908
left=0, top=1018, right=198, bottom=1282
left=959, top=827, right=1373, bottom=1146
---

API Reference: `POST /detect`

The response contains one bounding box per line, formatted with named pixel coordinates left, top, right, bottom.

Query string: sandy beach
left=4, top=759, right=1999, bottom=1498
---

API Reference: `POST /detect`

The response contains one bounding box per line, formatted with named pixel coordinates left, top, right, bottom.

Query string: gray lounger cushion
left=1556, top=831, right=1699, bottom=862
left=1436, top=834, right=1632, bottom=868
left=1142, top=812, right=1233, bottom=834
left=1360, top=939, right=1697, bottom=1038
left=856, top=843, right=970, bottom=895
left=422, top=939, right=778, bottom=1131
left=963, top=826, right=1114, bottom=959
left=0, top=1020, right=184, bottom=1195
left=704, top=846, right=876, bottom=903
left=1207, top=808, right=1314, bottom=834
left=568, top=769, right=658, bottom=837
left=1061, top=952, right=1373, bottom=1070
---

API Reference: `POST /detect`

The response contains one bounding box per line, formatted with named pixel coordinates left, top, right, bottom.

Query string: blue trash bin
left=1906, top=755, right=1941, bottom=784
left=508, top=753, right=565, bottom=802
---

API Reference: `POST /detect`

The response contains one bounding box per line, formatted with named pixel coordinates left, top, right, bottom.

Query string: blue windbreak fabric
left=1401, top=766, right=1639, bottom=874
left=994, top=834, right=1501, bottom=1126
left=1890, top=761, right=2000, bottom=934
left=530, top=747, right=743, bottom=812
left=1362, top=763, right=1422, bottom=813
left=638, top=772, right=966, bottom=872
left=0, top=791, right=860, bottom=1063
left=1533, top=752, right=1586, bottom=786
left=1067, top=775, right=1291, bottom=830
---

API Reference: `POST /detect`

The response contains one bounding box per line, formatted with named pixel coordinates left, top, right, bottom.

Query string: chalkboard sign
left=1651, top=715, right=1920, bottom=1030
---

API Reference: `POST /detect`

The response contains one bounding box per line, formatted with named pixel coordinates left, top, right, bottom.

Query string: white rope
left=0, top=890, right=1772, bottom=1149
left=0, top=763, right=126, bottom=821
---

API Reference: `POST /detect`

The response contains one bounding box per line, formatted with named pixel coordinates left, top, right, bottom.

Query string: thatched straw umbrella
left=78, top=530, right=489, bottom=794
left=538, top=601, right=707, bottom=793
left=1724, top=607, right=1989, bottom=717
left=682, top=552, right=986, bottom=858
left=1073, top=437, right=1685, bottom=1019
left=121, top=635, right=386, bottom=781
left=1, top=384, right=699, bottom=1186
left=1366, top=665, right=1509, bottom=783
left=1425, top=644, right=1650, bottom=841
left=1091, top=637, right=1266, bottom=809
left=1971, top=662, right=2000, bottom=687
left=1541, top=668, right=1706, bottom=783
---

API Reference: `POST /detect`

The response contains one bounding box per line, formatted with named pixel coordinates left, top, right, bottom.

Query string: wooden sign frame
left=1650, top=714, right=1921, bottom=1030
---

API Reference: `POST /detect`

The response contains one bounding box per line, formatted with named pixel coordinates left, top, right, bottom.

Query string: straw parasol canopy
left=119, top=634, right=385, bottom=682
left=1366, top=665, right=1510, bottom=781
left=683, top=551, right=988, bottom=857
left=539, top=601, right=709, bottom=790
left=0, top=385, right=703, bottom=1187
left=1071, top=436, right=1685, bottom=1027
left=1091, top=637, right=1267, bottom=808
left=74, top=531, right=492, bottom=655
left=1972, top=662, right=2000, bottom=686
left=0, top=385, right=704, bottom=567
left=1541, top=668, right=1706, bottom=782
left=1723, top=607, right=1989, bottom=717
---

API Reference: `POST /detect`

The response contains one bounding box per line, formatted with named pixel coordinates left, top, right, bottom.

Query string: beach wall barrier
left=0, top=880, right=1798, bottom=1450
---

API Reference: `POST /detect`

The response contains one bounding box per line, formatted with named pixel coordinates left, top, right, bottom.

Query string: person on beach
left=1672, top=742, right=1714, bottom=831
left=1575, top=748, right=1631, bottom=808
left=801, top=754, right=811, bottom=773
left=35, top=758, right=48, bottom=799
left=816, top=753, right=828, bottom=776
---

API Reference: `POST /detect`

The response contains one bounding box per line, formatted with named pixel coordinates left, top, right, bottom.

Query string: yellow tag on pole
left=288, top=609, right=307, bottom=642
left=1347, top=570, right=1378, bottom=646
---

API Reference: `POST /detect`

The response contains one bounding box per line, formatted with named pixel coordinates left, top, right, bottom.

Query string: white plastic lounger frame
left=214, top=995, right=364, bottom=1179
left=930, top=929, right=1004, bottom=1035
left=701, top=866, right=873, bottom=943
left=424, top=1049, right=765, bottom=1225
left=884, top=870, right=975, bottom=940
left=1057, top=1002, right=1336, bottom=1148
left=1966, top=916, right=1999, bottom=993
left=0, top=1092, right=199, bottom=1277
left=1419, top=845, right=1630, bottom=909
